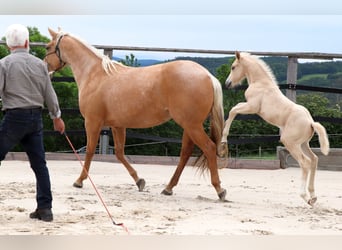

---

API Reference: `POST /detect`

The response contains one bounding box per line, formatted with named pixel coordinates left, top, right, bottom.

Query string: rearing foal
left=45, top=28, right=228, bottom=200
left=220, top=51, right=329, bottom=205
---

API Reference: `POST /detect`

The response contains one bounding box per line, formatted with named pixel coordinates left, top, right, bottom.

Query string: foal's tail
left=312, top=122, right=330, bottom=155
left=195, top=74, right=226, bottom=170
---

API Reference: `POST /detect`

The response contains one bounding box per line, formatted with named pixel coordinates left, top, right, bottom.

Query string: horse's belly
left=105, top=110, right=171, bottom=129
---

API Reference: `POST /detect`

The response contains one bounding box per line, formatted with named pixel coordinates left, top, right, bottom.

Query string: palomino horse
left=219, top=51, right=329, bottom=205
left=45, top=28, right=228, bottom=200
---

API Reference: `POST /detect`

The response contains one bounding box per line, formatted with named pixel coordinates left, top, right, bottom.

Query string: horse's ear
left=48, top=28, right=57, bottom=39
left=235, top=51, right=241, bottom=60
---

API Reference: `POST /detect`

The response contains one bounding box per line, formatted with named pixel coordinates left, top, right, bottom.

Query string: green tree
left=297, top=93, right=342, bottom=148
left=28, top=26, right=49, bottom=59
left=0, top=32, right=9, bottom=58
left=120, top=53, right=140, bottom=67
left=0, top=44, right=9, bottom=58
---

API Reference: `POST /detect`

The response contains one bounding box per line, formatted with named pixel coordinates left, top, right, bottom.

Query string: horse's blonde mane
left=56, top=30, right=121, bottom=75
left=241, top=52, right=278, bottom=83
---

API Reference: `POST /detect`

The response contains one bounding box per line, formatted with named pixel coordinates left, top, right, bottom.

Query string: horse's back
left=86, top=60, right=216, bottom=128
left=157, top=60, right=215, bottom=121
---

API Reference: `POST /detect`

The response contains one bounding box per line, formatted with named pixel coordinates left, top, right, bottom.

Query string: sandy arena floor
left=0, top=160, right=341, bottom=235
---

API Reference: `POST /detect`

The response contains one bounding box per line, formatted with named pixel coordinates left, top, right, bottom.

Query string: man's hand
left=53, top=117, right=65, bottom=134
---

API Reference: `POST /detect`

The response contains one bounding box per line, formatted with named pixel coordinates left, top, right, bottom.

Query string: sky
left=0, top=0, right=341, bottom=61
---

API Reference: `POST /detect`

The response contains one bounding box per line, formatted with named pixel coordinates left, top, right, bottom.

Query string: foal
left=220, top=51, right=329, bottom=205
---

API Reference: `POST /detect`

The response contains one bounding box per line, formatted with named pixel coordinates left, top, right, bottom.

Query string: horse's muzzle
left=48, top=71, right=55, bottom=80
left=225, top=80, right=232, bottom=89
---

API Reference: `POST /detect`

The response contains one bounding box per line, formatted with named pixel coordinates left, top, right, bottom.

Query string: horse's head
left=44, top=28, right=67, bottom=75
left=225, top=51, right=247, bottom=88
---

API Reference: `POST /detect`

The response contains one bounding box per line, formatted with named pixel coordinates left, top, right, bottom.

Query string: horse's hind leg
left=162, top=132, right=194, bottom=196
left=301, top=142, right=319, bottom=205
left=188, top=126, right=226, bottom=200
left=112, top=127, right=145, bottom=191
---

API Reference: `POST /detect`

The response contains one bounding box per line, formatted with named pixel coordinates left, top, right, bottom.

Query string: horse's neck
left=62, top=38, right=102, bottom=85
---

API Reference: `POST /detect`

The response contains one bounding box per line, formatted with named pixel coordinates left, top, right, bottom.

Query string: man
left=0, top=24, right=65, bottom=222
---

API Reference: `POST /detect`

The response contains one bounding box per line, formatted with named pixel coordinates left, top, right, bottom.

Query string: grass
left=298, top=73, right=327, bottom=81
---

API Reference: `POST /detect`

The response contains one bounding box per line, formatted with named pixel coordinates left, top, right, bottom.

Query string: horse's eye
left=231, top=66, right=235, bottom=70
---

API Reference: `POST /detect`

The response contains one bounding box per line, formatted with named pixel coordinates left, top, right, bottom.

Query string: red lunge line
left=63, top=132, right=130, bottom=234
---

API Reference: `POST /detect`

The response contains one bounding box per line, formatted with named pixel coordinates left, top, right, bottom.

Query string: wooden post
left=98, top=49, right=113, bottom=154
left=286, top=57, right=298, bottom=103
left=99, top=129, right=110, bottom=154
left=278, top=56, right=299, bottom=139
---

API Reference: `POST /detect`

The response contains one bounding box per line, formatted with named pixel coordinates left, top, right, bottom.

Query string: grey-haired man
left=0, top=24, right=65, bottom=222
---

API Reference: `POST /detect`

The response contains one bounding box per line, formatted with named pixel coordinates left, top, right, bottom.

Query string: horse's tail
left=312, top=122, right=330, bottom=156
left=210, top=75, right=226, bottom=156
left=194, top=74, right=227, bottom=170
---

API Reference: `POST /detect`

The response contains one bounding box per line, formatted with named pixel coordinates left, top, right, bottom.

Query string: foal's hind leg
left=301, top=142, right=319, bottom=205
left=162, top=132, right=194, bottom=196
left=112, top=127, right=145, bottom=191
left=283, top=142, right=313, bottom=205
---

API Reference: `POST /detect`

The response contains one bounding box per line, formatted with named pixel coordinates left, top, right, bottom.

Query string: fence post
left=286, top=56, right=298, bottom=102
left=98, top=49, right=114, bottom=154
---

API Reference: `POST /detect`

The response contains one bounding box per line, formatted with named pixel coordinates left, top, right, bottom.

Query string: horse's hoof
left=218, top=189, right=227, bottom=201
left=161, top=189, right=173, bottom=196
left=136, top=178, right=146, bottom=192
left=308, top=197, right=317, bottom=206
left=73, top=182, right=83, bottom=188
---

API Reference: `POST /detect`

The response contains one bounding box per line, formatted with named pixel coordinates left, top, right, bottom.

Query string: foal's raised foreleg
left=112, top=127, right=145, bottom=191
left=162, top=131, right=194, bottom=196
left=220, top=102, right=259, bottom=155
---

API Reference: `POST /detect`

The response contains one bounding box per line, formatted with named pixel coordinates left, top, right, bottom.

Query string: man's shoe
left=29, top=208, right=53, bottom=222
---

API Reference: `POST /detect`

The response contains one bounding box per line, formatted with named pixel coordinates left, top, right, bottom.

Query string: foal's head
left=225, top=51, right=247, bottom=88
left=226, top=51, right=277, bottom=88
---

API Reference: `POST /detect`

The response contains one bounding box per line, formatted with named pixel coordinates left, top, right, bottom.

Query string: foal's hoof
left=136, top=178, right=146, bottom=192
left=308, top=197, right=317, bottom=206
left=218, top=189, right=227, bottom=201
left=161, top=189, right=173, bottom=196
left=73, top=182, right=83, bottom=188
left=218, top=142, right=228, bottom=158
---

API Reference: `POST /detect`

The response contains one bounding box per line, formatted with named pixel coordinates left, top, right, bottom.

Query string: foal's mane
left=242, top=52, right=278, bottom=84
left=56, top=31, right=121, bottom=74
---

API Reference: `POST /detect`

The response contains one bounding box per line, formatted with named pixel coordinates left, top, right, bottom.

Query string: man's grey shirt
left=0, top=48, right=61, bottom=119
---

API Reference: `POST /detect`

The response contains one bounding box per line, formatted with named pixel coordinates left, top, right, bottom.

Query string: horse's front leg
left=112, top=127, right=145, bottom=191
left=73, top=123, right=102, bottom=188
left=219, top=102, right=257, bottom=157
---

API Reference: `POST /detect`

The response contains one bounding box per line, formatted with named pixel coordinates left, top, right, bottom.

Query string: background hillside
left=174, top=56, right=342, bottom=87
left=126, top=55, right=342, bottom=88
